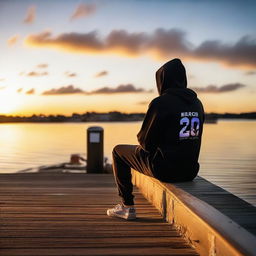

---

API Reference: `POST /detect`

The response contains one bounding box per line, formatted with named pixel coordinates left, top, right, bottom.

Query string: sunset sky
left=0, top=0, right=255, bottom=116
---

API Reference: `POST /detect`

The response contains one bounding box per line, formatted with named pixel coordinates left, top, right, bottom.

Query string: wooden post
left=87, top=126, right=104, bottom=173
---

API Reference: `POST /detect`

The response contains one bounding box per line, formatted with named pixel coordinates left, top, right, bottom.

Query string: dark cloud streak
left=26, top=88, right=35, bottom=94
left=70, top=3, right=97, bottom=20
left=24, top=6, right=36, bottom=24
left=41, top=84, right=149, bottom=95
left=25, top=29, right=256, bottom=68
left=42, top=85, right=83, bottom=95
left=65, top=71, right=77, bottom=77
left=27, top=71, right=48, bottom=77
left=37, top=63, right=48, bottom=68
left=90, top=84, right=145, bottom=94
left=95, top=70, right=108, bottom=77
left=192, top=83, right=245, bottom=93
left=194, top=36, right=256, bottom=67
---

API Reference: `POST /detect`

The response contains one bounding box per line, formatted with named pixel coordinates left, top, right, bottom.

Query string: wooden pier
left=132, top=170, right=256, bottom=256
left=0, top=172, right=198, bottom=256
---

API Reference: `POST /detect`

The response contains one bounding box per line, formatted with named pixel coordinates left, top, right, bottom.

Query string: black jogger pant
left=112, top=144, right=155, bottom=206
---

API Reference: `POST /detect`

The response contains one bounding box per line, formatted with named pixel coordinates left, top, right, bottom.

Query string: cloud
left=24, top=6, right=36, bottom=24
left=70, top=3, right=96, bottom=20
left=41, top=84, right=149, bottom=95
left=19, top=68, right=49, bottom=77
left=192, top=83, right=246, bottom=93
left=193, top=36, right=256, bottom=68
left=27, top=71, right=48, bottom=77
left=244, top=70, right=256, bottom=75
left=90, top=84, right=146, bottom=94
left=8, top=35, right=19, bottom=46
left=25, top=30, right=103, bottom=52
left=95, top=70, right=108, bottom=77
left=42, top=85, right=83, bottom=95
left=26, top=88, right=35, bottom=94
left=17, top=88, right=23, bottom=93
left=25, top=29, right=256, bottom=68
left=65, top=71, right=77, bottom=77
left=37, top=63, right=48, bottom=68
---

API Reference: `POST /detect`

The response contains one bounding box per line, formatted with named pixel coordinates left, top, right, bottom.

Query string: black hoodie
left=137, top=59, right=204, bottom=182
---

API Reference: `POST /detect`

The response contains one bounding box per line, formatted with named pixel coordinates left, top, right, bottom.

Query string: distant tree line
left=205, top=112, right=256, bottom=120
left=0, top=112, right=145, bottom=123
left=0, top=111, right=255, bottom=123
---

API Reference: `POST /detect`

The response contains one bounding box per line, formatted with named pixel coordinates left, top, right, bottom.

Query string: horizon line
left=1, top=111, right=256, bottom=118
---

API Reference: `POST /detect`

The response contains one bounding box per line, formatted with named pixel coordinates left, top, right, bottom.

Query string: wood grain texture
left=0, top=173, right=198, bottom=256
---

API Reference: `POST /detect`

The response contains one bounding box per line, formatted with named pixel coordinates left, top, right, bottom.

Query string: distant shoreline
left=0, top=111, right=256, bottom=123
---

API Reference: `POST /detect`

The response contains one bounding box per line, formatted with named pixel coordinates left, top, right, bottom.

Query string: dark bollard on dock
left=86, top=126, right=104, bottom=173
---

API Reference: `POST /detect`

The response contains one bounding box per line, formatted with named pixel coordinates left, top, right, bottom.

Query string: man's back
left=137, top=59, right=204, bottom=181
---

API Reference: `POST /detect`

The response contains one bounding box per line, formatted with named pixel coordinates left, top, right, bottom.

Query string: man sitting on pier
left=107, top=58, right=204, bottom=220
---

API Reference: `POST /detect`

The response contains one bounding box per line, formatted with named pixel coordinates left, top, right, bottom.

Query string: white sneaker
left=107, top=204, right=136, bottom=220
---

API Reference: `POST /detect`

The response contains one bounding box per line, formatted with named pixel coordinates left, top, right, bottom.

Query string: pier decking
left=0, top=172, right=198, bottom=256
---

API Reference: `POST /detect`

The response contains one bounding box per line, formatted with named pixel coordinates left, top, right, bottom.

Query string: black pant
left=112, top=144, right=155, bottom=206
left=112, top=144, right=198, bottom=205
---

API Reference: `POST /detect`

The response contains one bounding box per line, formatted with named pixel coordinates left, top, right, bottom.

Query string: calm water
left=0, top=120, right=255, bottom=206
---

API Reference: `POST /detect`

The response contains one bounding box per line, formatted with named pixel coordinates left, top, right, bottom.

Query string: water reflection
left=0, top=120, right=255, bottom=205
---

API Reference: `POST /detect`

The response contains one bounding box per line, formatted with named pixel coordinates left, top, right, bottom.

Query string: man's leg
left=112, top=144, right=154, bottom=206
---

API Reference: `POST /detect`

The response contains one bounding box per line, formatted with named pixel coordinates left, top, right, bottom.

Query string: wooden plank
left=0, top=247, right=198, bottom=256
left=0, top=237, right=190, bottom=248
left=0, top=173, right=198, bottom=256
left=1, top=206, right=158, bottom=213
left=0, top=229, right=180, bottom=238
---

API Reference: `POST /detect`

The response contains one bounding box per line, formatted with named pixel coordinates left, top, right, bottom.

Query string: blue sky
left=0, top=0, right=255, bottom=115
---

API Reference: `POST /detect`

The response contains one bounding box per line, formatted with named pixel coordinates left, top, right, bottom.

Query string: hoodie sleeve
left=137, top=99, right=162, bottom=152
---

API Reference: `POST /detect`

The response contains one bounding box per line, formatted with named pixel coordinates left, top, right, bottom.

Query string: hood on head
left=156, top=58, right=187, bottom=95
